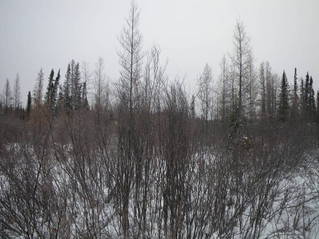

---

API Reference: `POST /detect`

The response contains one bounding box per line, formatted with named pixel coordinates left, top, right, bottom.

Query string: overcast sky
left=1, top=0, right=318, bottom=102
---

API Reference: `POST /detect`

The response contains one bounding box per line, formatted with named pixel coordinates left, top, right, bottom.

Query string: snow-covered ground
left=1, top=143, right=319, bottom=238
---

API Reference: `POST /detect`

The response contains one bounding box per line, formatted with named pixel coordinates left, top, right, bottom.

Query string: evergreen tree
left=302, top=73, right=316, bottom=121
left=63, top=64, right=71, bottom=111
left=278, top=71, right=289, bottom=121
left=45, top=69, right=60, bottom=113
left=81, top=82, right=89, bottom=109
left=305, top=73, right=310, bottom=112
left=45, top=69, right=55, bottom=106
left=60, top=60, right=84, bottom=112
left=52, top=70, right=60, bottom=112
left=57, top=85, right=64, bottom=112
left=309, top=76, right=316, bottom=120
left=291, top=68, right=299, bottom=119
left=300, top=78, right=305, bottom=115
left=190, top=95, right=195, bottom=119
left=73, top=63, right=82, bottom=110
left=64, top=60, right=82, bottom=111
left=27, top=91, right=32, bottom=116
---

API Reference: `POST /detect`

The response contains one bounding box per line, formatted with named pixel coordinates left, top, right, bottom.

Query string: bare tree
left=117, top=2, right=143, bottom=238
left=247, top=54, right=257, bottom=119
left=33, top=69, right=44, bottom=106
left=231, top=21, right=252, bottom=120
left=198, top=64, right=213, bottom=121
left=1, top=8, right=319, bottom=239
left=118, top=1, right=143, bottom=114
left=94, top=57, right=106, bottom=111
left=219, top=56, right=231, bottom=120
left=13, top=74, right=21, bottom=109
left=259, top=62, right=266, bottom=117
left=4, top=79, right=12, bottom=110
left=259, top=62, right=279, bottom=119
left=81, top=62, right=93, bottom=107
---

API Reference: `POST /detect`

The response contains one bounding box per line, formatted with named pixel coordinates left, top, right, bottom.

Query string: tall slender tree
left=4, top=79, right=12, bottom=110
left=13, top=74, right=21, bottom=109
left=27, top=91, right=32, bottom=116
left=33, top=68, right=44, bottom=106
left=117, top=2, right=143, bottom=238
left=72, top=63, right=81, bottom=110
left=231, top=21, right=252, bottom=120
left=301, top=73, right=316, bottom=120
left=45, top=69, right=60, bottom=112
left=300, top=78, right=305, bottom=115
left=291, top=68, right=299, bottom=119
left=247, top=54, right=257, bottom=119
left=81, top=82, right=89, bottom=109
left=265, top=62, right=274, bottom=117
left=94, top=57, right=105, bottom=110
left=45, top=70, right=55, bottom=106
left=309, top=76, right=316, bottom=120
left=259, top=62, right=266, bottom=117
left=278, top=71, right=289, bottom=121
left=305, top=73, right=310, bottom=114
left=118, top=2, right=143, bottom=113
left=219, top=56, right=230, bottom=120
left=63, top=64, right=71, bottom=111
left=198, top=64, right=213, bottom=121
left=52, top=70, right=60, bottom=112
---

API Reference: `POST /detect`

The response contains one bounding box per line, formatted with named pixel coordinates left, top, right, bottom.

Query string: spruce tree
left=190, top=95, right=195, bottom=119
left=27, top=91, right=32, bottom=116
left=73, top=63, right=82, bottom=110
left=63, top=64, right=71, bottom=111
left=81, top=82, right=89, bottom=109
left=302, top=73, right=316, bottom=121
left=51, top=70, right=60, bottom=113
left=305, top=73, right=310, bottom=114
left=278, top=71, right=289, bottom=121
left=309, top=76, right=316, bottom=120
left=300, top=78, right=305, bottom=115
left=45, top=69, right=55, bottom=106
left=291, top=68, right=299, bottom=119
left=44, top=69, right=60, bottom=113
left=57, top=85, right=64, bottom=113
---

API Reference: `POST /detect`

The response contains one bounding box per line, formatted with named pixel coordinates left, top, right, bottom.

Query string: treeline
left=1, top=3, right=319, bottom=239
left=1, top=48, right=318, bottom=126
left=2, top=63, right=318, bottom=125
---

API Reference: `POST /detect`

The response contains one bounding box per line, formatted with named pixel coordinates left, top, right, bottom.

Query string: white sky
left=0, top=0, right=318, bottom=102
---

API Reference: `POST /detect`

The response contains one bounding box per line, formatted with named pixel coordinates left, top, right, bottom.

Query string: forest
left=1, top=3, right=319, bottom=239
